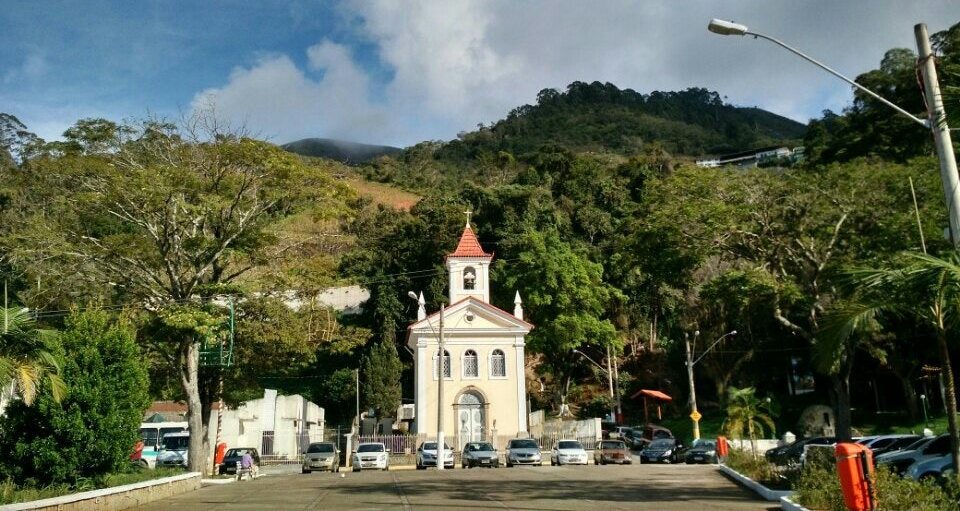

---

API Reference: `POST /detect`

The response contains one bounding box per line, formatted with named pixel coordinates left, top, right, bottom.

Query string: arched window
left=434, top=349, right=451, bottom=378
left=463, top=266, right=476, bottom=290
left=490, top=349, right=506, bottom=378
left=463, top=350, right=479, bottom=378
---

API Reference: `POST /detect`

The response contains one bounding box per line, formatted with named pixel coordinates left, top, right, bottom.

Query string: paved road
left=142, top=464, right=777, bottom=510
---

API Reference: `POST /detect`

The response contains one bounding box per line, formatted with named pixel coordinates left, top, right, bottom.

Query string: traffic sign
left=689, top=410, right=702, bottom=422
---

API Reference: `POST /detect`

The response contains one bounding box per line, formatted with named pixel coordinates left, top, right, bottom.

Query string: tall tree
left=821, top=251, right=960, bottom=474
left=2, top=113, right=346, bottom=474
left=362, top=341, right=403, bottom=418
left=498, top=229, right=622, bottom=415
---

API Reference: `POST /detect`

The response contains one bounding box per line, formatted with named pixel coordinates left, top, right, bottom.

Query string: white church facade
left=406, top=222, right=532, bottom=448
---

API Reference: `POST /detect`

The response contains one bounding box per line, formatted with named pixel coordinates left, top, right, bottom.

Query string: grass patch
left=345, top=178, right=420, bottom=210
left=659, top=416, right=724, bottom=443
left=0, top=467, right=185, bottom=505
left=852, top=414, right=947, bottom=436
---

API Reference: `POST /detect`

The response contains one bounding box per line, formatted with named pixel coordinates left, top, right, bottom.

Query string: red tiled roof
left=448, top=225, right=493, bottom=258
left=630, top=389, right=673, bottom=402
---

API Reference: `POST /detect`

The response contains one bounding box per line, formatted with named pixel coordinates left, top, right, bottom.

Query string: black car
left=684, top=439, right=718, bottom=464
left=639, top=438, right=682, bottom=463
left=219, top=447, right=261, bottom=475
left=764, top=437, right=835, bottom=466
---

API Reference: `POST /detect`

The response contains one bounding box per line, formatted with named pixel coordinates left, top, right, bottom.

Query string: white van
left=156, top=431, right=191, bottom=468
left=138, top=421, right=187, bottom=468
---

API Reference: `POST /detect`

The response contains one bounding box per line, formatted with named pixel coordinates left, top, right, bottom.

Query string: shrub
left=872, top=467, right=960, bottom=511
left=724, top=448, right=793, bottom=489
left=0, top=310, right=150, bottom=486
left=795, top=446, right=960, bottom=511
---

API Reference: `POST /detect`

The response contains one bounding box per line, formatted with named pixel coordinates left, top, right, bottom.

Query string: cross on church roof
left=464, top=209, right=473, bottom=227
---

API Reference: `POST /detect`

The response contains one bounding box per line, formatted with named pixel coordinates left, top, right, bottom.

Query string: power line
left=23, top=257, right=524, bottom=319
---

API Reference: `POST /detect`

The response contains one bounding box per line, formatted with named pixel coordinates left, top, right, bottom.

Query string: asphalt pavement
left=140, top=463, right=778, bottom=510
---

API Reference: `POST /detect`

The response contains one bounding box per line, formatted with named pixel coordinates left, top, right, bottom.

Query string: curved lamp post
left=707, top=18, right=960, bottom=248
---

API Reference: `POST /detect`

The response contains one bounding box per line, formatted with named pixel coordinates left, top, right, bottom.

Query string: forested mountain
left=436, top=82, right=805, bottom=163
left=355, top=82, right=805, bottom=191
left=282, top=137, right=401, bottom=163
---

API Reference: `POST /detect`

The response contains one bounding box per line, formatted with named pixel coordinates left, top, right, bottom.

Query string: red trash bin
left=215, top=442, right=228, bottom=465
left=835, top=442, right=876, bottom=511
left=716, top=436, right=729, bottom=458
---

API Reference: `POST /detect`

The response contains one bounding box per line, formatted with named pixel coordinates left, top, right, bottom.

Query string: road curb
left=718, top=464, right=793, bottom=502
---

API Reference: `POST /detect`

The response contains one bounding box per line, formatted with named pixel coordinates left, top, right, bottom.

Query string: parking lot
left=140, top=463, right=776, bottom=510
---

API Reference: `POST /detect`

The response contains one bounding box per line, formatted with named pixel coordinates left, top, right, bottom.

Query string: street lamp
left=685, top=330, right=737, bottom=441
left=708, top=18, right=960, bottom=247
left=921, top=394, right=930, bottom=427
left=408, top=291, right=447, bottom=470
left=572, top=348, right=622, bottom=423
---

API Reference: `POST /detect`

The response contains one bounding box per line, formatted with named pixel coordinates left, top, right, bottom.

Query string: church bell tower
left=446, top=213, right=493, bottom=304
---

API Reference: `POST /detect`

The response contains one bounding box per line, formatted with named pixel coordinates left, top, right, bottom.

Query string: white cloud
left=195, top=1, right=960, bottom=146
left=191, top=41, right=395, bottom=144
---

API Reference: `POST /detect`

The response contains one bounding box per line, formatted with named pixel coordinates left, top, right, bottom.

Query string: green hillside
left=436, top=82, right=805, bottom=164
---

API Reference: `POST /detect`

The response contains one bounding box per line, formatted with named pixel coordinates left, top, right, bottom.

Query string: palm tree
left=0, top=307, right=66, bottom=406
left=820, top=251, right=960, bottom=474
left=722, top=386, right=776, bottom=458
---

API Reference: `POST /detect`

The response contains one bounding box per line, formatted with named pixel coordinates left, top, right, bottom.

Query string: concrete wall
left=0, top=472, right=200, bottom=511
left=216, top=390, right=324, bottom=459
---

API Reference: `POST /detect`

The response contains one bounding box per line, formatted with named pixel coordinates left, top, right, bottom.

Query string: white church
left=406, top=221, right=533, bottom=448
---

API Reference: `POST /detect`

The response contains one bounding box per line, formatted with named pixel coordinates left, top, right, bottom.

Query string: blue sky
left=2, top=1, right=959, bottom=147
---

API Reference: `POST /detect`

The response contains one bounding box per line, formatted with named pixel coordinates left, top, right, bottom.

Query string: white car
left=416, top=441, right=454, bottom=469
left=550, top=439, right=588, bottom=466
left=352, top=442, right=389, bottom=472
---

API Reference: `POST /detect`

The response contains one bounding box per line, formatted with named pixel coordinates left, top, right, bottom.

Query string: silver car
left=302, top=442, right=339, bottom=473
left=877, top=435, right=948, bottom=475
left=462, top=441, right=500, bottom=468
left=506, top=438, right=542, bottom=467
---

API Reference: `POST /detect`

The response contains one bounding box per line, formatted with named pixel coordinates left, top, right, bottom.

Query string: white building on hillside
left=407, top=221, right=533, bottom=449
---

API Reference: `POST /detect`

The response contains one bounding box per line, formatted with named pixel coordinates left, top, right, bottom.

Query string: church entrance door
left=458, top=391, right=484, bottom=449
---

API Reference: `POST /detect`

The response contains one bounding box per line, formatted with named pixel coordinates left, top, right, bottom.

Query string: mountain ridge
left=282, top=138, right=401, bottom=163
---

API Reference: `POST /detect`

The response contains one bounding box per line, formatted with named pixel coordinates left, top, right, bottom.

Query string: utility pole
left=915, top=23, right=960, bottom=248
left=612, top=348, right=623, bottom=424
left=355, top=368, right=360, bottom=435
left=684, top=331, right=702, bottom=441
left=605, top=345, right=616, bottom=423
left=437, top=303, right=446, bottom=470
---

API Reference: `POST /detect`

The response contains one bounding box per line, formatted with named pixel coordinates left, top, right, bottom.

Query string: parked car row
left=347, top=435, right=718, bottom=473
left=876, top=434, right=950, bottom=479
left=604, top=423, right=675, bottom=450
left=762, top=432, right=956, bottom=482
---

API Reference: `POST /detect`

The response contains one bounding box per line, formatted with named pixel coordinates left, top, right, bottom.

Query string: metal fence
left=355, top=433, right=426, bottom=455
left=258, top=428, right=345, bottom=465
